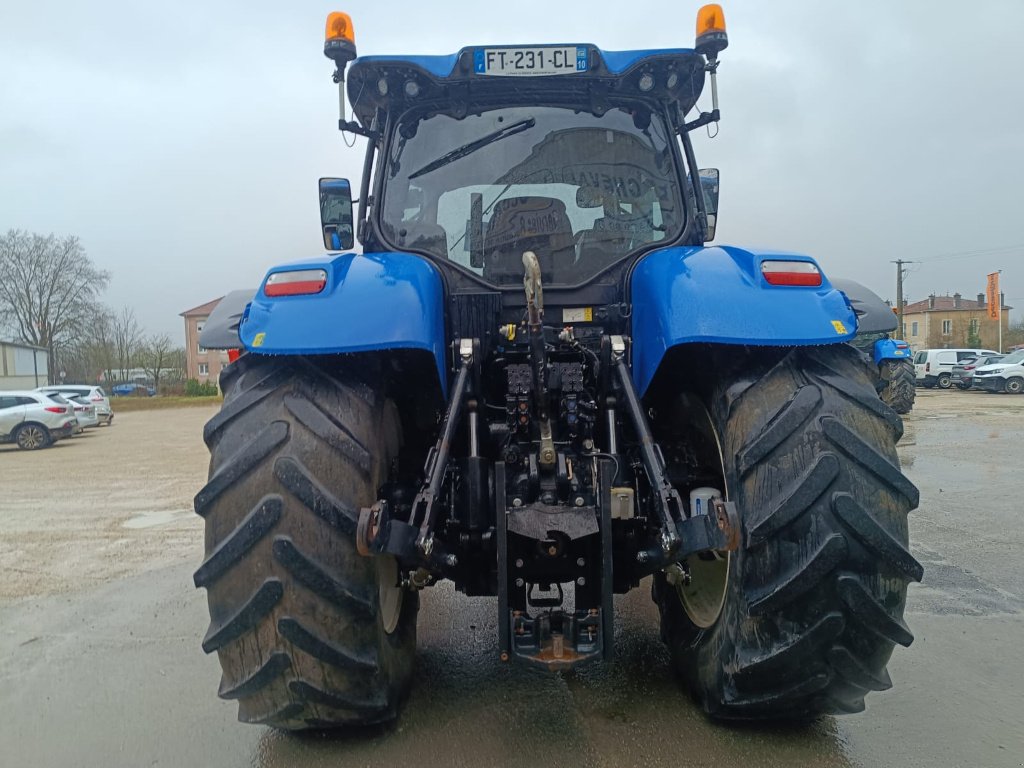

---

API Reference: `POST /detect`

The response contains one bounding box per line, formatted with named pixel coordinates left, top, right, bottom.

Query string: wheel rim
left=378, top=555, right=404, bottom=635
left=671, top=394, right=730, bottom=629
left=18, top=426, right=45, bottom=449
left=1008, top=379, right=1023, bottom=394
left=938, top=375, right=951, bottom=388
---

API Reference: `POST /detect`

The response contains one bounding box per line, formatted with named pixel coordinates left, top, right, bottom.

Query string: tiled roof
left=179, top=297, right=223, bottom=317
left=904, top=296, right=985, bottom=313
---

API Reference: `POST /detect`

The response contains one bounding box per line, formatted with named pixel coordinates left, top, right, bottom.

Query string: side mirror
left=319, top=177, right=354, bottom=251
left=699, top=168, right=719, bottom=241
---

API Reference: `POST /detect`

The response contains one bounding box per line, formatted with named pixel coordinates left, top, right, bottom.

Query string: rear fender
left=630, top=245, right=857, bottom=394
left=240, top=252, right=447, bottom=393
left=873, top=338, right=912, bottom=366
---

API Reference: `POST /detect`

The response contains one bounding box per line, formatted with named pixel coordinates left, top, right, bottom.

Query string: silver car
left=0, top=391, right=79, bottom=450
left=64, top=394, right=99, bottom=430
left=36, top=385, right=113, bottom=425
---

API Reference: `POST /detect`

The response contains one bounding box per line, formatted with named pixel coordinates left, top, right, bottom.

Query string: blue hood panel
left=873, top=338, right=912, bottom=366
left=630, top=245, right=857, bottom=394
left=240, top=252, right=447, bottom=392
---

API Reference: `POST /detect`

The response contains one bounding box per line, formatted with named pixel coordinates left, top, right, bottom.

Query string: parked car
left=36, top=385, right=113, bottom=426
left=913, top=348, right=999, bottom=389
left=64, top=394, right=99, bottom=429
left=0, top=391, right=78, bottom=450
left=951, top=354, right=1004, bottom=390
left=973, top=349, right=1024, bottom=394
left=111, top=382, right=156, bottom=397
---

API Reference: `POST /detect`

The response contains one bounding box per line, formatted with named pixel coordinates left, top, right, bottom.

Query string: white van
left=913, top=348, right=999, bottom=389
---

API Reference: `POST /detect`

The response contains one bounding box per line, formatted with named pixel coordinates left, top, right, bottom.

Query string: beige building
left=180, top=298, right=228, bottom=384
left=1, top=340, right=49, bottom=390
left=901, top=291, right=1010, bottom=351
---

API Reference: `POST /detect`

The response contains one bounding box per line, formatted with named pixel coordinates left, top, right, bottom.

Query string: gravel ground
left=0, top=406, right=215, bottom=599
left=1, top=392, right=1022, bottom=768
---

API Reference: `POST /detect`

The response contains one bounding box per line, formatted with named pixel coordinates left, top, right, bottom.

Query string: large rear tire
left=194, top=354, right=417, bottom=729
left=654, top=345, right=922, bottom=720
left=878, top=359, right=916, bottom=414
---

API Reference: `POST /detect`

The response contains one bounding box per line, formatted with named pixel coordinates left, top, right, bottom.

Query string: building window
left=969, top=318, right=979, bottom=334
left=911, top=321, right=918, bottom=337
left=198, top=363, right=209, bottom=376
left=197, top=320, right=207, bottom=354
left=942, top=319, right=952, bottom=335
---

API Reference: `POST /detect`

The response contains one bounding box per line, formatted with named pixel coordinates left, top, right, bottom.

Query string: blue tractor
left=195, top=6, right=922, bottom=729
left=833, top=279, right=917, bottom=415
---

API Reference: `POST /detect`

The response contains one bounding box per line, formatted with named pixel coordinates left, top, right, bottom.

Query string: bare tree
left=138, top=333, right=176, bottom=391
left=163, top=347, right=187, bottom=384
left=0, top=230, right=110, bottom=383
left=53, top=308, right=117, bottom=384
left=112, top=306, right=143, bottom=382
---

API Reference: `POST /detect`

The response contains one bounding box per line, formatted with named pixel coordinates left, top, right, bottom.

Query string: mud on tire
left=655, top=345, right=922, bottom=719
left=194, top=354, right=417, bottom=729
left=879, top=358, right=916, bottom=414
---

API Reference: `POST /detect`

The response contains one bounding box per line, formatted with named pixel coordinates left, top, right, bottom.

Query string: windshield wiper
left=408, top=118, right=535, bottom=180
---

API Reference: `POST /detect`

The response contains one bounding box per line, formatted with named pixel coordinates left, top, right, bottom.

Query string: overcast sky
left=2, top=0, right=1022, bottom=342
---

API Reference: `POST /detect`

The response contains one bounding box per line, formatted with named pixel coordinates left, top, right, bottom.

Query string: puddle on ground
left=910, top=542, right=1024, bottom=616
left=122, top=509, right=193, bottom=529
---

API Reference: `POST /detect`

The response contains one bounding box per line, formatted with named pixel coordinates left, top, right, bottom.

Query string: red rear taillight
left=227, top=349, right=241, bottom=362
left=44, top=406, right=65, bottom=413
left=91, top=396, right=103, bottom=401
left=761, top=260, right=823, bottom=287
left=264, top=269, right=328, bottom=297
left=965, top=365, right=976, bottom=370
left=926, top=363, right=931, bottom=372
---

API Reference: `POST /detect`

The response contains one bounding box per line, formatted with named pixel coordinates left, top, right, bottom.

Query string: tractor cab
left=323, top=21, right=727, bottom=299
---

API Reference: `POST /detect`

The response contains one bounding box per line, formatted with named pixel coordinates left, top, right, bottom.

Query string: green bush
left=185, top=378, right=219, bottom=397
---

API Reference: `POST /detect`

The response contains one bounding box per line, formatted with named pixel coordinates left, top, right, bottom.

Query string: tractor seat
left=483, top=197, right=576, bottom=283
left=576, top=211, right=654, bottom=264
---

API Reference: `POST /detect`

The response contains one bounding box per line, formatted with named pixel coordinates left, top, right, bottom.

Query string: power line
left=916, top=243, right=1024, bottom=263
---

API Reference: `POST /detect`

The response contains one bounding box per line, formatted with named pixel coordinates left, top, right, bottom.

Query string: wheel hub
left=378, top=555, right=403, bottom=635
left=675, top=552, right=730, bottom=628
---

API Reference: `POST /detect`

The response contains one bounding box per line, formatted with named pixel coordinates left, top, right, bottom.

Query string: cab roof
left=346, top=45, right=706, bottom=128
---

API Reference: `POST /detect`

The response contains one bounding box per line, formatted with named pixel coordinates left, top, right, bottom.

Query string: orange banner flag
left=986, top=272, right=1000, bottom=321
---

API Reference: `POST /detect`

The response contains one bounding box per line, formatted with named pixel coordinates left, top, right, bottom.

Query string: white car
left=64, top=394, right=99, bottom=429
left=912, top=348, right=999, bottom=389
left=972, top=349, right=1024, bottom=394
left=0, top=391, right=79, bottom=450
left=36, top=385, right=113, bottom=425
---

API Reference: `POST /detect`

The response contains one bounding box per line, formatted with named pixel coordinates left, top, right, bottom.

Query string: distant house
left=180, top=298, right=227, bottom=384
left=901, top=291, right=1010, bottom=350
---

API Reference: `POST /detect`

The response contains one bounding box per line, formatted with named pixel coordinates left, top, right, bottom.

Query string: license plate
left=474, top=46, right=587, bottom=77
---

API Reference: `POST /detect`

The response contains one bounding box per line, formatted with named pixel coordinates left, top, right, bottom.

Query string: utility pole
left=892, top=260, right=915, bottom=339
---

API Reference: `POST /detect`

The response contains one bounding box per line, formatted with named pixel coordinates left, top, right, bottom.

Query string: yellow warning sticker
left=252, top=332, right=266, bottom=347
left=831, top=320, right=848, bottom=335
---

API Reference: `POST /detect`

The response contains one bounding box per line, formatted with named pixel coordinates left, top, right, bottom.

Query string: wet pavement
left=1, top=390, right=1022, bottom=768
